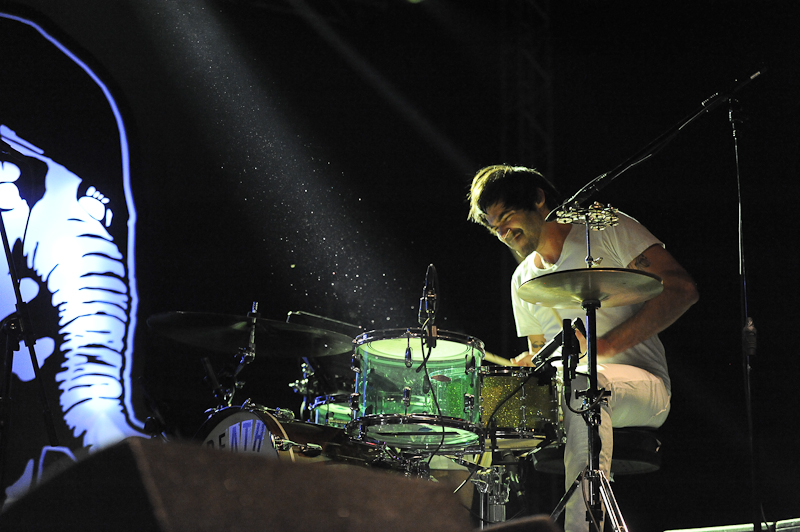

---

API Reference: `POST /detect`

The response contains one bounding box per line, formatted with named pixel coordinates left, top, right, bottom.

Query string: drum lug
left=465, top=353, right=477, bottom=374
left=464, top=393, right=475, bottom=414
left=351, top=352, right=362, bottom=373
left=349, top=393, right=360, bottom=411
left=518, top=405, right=528, bottom=432
left=402, top=387, right=412, bottom=409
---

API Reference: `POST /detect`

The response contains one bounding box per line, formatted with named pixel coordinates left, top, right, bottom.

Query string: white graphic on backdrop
left=0, top=11, right=144, bottom=504
left=1, top=126, right=142, bottom=449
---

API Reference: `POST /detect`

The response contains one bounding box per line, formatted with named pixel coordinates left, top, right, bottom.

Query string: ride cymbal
left=517, top=268, right=663, bottom=309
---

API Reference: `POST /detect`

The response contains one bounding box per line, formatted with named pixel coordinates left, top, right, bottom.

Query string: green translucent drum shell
left=352, top=329, right=483, bottom=448
left=479, top=367, right=557, bottom=433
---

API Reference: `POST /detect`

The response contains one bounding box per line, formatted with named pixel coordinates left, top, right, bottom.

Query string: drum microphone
left=531, top=317, right=585, bottom=368
left=418, top=264, right=438, bottom=349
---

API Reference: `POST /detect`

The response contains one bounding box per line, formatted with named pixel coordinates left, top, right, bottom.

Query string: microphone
left=531, top=317, right=585, bottom=368
left=417, top=264, right=437, bottom=349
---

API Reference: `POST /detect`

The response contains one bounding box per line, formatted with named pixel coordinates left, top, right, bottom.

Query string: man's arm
left=593, top=243, right=699, bottom=361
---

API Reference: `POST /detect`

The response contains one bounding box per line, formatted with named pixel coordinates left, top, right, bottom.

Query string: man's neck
left=533, top=218, right=572, bottom=268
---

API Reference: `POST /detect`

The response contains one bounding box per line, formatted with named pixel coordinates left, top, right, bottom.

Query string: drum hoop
left=310, top=393, right=353, bottom=408
left=479, top=366, right=536, bottom=377
left=348, top=414, right=480, bottom=437
left=346, top=414, right=481, bottom=449
left=353, top=328, right=485, bottom=353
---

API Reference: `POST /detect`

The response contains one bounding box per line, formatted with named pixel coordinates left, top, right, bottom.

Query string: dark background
left=3, top=0, right=798, bottom=530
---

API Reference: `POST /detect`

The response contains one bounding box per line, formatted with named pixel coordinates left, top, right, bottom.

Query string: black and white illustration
left=1, top=13, right=143, bottom=501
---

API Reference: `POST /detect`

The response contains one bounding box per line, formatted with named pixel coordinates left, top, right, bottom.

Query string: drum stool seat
left=532, top=427, right=662, bottom=476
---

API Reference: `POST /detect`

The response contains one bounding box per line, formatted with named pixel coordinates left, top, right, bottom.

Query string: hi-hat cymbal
left=517, top=268, right=663, bottom=309
left=147, top=311, right=354, bottom=359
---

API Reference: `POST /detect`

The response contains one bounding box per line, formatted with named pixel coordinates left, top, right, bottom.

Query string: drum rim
left=353, top=328, right=485, bottom=352
left=195, top=404, right=304, bottom=439
left=346, top=413, right=482, bottom=450
left=310, top=393, right=354, bottom=407
left=479, top=366, right=537, bottom=375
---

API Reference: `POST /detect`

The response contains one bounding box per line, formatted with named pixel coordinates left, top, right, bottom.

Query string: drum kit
left=145, top=207, right=665, bottom=530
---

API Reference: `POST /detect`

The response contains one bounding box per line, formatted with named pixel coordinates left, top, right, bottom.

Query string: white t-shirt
left=511, top=212, right=671, bottom=392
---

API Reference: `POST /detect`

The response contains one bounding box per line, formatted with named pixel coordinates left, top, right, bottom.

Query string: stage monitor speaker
left=0, top=437, right=474, bottom=532
left=481, top=514, right=561, bottom=532
left=666, top=521, right=800, bottom=532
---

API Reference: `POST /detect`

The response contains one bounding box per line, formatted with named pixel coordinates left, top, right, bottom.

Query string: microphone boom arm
left=547, top=69, right=764, bottom=223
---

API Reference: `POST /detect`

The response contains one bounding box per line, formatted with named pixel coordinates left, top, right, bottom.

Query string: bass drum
left=197, top=404, right=393, bottom=469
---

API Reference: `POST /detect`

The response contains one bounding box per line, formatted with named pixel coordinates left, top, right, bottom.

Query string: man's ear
left=535, top=187, right=546, bottom=209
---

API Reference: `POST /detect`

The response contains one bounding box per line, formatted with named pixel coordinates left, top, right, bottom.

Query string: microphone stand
left=729, top=98, right=765, bottom=532
left=546, top=70, right=764, bottom=223
left=0, top=208, right=61, bottom=506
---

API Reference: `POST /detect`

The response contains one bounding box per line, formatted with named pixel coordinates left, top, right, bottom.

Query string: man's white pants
left=562, top=364, right=671, bottom=532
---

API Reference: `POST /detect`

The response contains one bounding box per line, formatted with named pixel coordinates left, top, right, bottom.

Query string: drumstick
left=483, top=351, right=515, bottom=366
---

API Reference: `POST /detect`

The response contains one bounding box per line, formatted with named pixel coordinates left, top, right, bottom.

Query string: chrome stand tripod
left=550, top=301, right=625, bottom=532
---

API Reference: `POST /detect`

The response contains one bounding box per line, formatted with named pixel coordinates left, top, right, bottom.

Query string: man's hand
left=510, top=352, right=535, bottom=366
left=510, top=334, right=546, bottom=366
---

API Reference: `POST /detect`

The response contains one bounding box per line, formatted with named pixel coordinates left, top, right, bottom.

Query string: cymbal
left=517, top=268, right=663, bottom=309
left=147, top=311, right=355, bottom=359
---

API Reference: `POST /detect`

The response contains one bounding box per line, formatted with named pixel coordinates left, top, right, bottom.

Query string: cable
left=416, top=328, right=447, bottom=464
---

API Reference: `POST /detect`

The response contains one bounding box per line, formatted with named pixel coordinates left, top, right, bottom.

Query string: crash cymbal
left=147, top=311, right=354, bottom=359
left=517, top=268, right=662, bottom=309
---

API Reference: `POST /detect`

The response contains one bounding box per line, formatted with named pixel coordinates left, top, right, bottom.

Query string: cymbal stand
left=233, top=302, right=259, bottom=381
left=550, top=304, right=628, bottom=532
left=201, top=302, right=260, bottom=410
left=201, top=356, right=233, bottom=408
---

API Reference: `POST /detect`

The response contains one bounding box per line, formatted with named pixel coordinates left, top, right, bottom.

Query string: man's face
left=484, top=202, right=545, bottom=258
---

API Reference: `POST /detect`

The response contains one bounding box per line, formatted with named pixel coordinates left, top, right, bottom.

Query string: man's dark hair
left=467, top=165, right=562, bottom=228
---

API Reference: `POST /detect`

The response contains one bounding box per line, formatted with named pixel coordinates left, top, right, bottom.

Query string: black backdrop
left=3, top=0, right=799, bottom=530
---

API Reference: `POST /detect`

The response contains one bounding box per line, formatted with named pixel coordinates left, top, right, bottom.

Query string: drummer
left=467, top=165, right=698, bottom=532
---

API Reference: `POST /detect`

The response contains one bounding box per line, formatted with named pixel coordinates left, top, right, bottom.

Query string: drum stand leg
left=550, top=302, right=629, bottom=532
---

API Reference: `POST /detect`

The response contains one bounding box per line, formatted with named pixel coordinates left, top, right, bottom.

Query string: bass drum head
left=197, top=405, right=406, bottom=469
left=199, top=407, right=280, bottom=459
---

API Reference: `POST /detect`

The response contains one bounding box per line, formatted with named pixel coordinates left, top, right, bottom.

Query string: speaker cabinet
left=0, top=437, right=474, bottom=532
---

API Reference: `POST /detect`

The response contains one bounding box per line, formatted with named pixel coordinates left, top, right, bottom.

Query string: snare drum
left=348, top=328, right=484, bottom=451
left=479, top=366, right=559, bottom=449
